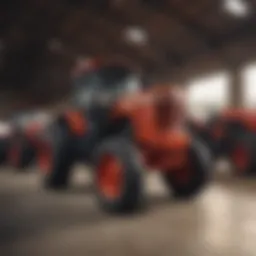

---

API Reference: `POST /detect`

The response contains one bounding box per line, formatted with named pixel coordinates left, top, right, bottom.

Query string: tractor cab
left=71, top=64, right=142, bottom=110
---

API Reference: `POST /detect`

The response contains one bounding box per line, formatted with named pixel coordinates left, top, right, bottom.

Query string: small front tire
left=94, top=138, right=144, bottom=214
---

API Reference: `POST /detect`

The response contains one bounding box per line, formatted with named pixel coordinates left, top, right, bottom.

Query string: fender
left=62, top=110, right=87, bottom=136
left=221, top=109, right=256, bottom=132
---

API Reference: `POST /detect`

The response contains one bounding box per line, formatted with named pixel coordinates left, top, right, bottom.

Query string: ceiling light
left=223, top=0, right=250, bottom=17
left=124, top=27, right=148, bottom=45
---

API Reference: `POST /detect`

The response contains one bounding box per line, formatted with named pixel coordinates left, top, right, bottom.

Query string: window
left=242, top=63, right=256, bottom=109
left=187, top=72, right=230, bottom=119
left=72, top=66, right=141, bottom=107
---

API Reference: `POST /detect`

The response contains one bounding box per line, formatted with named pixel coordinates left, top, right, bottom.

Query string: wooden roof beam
left=81, top=9, right=158, bottom=70
left=141, top=0, right=216, bottom=50
left=58, top=9, right=156, bottom=71
left=100, top=1, right=187, bottom=68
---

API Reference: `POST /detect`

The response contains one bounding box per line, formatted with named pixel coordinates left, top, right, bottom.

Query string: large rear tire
left=39, top=122, right=74, bottom=189
left=94, top=138, right=143, bottom=214
left=163, top=140, right=211, bottom=199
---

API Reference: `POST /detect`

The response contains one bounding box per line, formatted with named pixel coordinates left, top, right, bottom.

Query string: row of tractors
left=0, top=59, right=255, bottom=214
left=188, top=109, right=256, bottom=176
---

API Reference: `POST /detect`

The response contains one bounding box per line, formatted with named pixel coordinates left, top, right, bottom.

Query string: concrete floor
left=1, top=167, right=256, bottom=256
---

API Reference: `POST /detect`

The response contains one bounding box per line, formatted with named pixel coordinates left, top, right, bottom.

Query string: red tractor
left=38, top=60, right=212, bottom=214
left=191, top=109, right=256, bottom=176
left=7, top=111, right=51, bottom=170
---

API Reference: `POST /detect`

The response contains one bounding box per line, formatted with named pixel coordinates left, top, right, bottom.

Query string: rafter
left=142, top=0, right=216, bottom=49
left=99, top=1, right=186, bottom=68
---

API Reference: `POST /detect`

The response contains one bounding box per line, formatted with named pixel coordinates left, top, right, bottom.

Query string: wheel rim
left=231, top=146, right=249, bottom=172
left=97, top=154, right=123, bottom=200
left=38, top=143, right=52, bottom=174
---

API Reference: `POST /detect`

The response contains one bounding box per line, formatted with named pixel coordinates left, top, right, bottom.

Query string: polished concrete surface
left=1, top=167, right=256, bottom=256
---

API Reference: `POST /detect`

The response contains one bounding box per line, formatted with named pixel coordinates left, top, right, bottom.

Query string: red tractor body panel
left=221, top=109, right=256, bottom=132
left=112, top=87, right=190, bottom=171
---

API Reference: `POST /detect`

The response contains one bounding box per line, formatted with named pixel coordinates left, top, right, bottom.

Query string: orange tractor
left=38, top=60, right=211, bottom=213
left=191, top=109, right=256, bottom=176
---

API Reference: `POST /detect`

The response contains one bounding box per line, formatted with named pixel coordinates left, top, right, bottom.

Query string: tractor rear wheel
left=94, top=138, right=143, bottom=214
left=163, top=140, right=211, bottom=199
left=39, top=122, right=74, bottom=189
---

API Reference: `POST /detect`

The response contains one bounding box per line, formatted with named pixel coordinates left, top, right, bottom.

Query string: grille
left=155, top=95, right=173, bottom=129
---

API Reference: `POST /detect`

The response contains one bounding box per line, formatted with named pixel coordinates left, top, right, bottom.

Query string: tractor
left=7, top=111, right=50, bottom=170
left=190, top=109, right=256, bottom=176
left=38, top=59, right=212, bottom=214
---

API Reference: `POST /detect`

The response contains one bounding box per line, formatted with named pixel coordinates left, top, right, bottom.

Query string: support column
left=229, top=65, right=243, bottom=108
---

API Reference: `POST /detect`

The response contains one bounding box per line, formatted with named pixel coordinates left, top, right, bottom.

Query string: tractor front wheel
left=163, top=140, right=211, bottom=199
left=94, top=138, right=143, bottom=214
